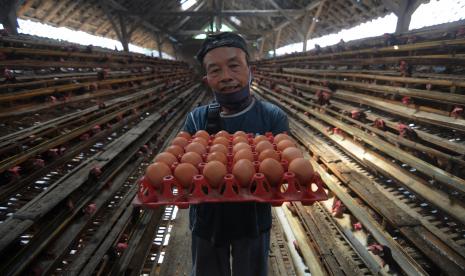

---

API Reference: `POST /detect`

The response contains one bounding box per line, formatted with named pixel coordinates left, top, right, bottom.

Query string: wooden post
left=0, top=0, right=20, bottom=35
left=118, top=14, right=130, bottom=52
left=381, top=0, right=421, bottom=34
left=259, top=38, right=266, bottom=59
left=303, top=0, right=325, bottom=52
left=274, top=28, right=282, bottom=56
left=156, top=33, right=163, bottom=58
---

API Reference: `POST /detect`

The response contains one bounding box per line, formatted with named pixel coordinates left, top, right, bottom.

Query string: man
left=183, top=32, right=289, bottom=276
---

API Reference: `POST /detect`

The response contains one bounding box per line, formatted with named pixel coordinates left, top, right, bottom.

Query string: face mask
left=213, top=70, right=253, bottom=110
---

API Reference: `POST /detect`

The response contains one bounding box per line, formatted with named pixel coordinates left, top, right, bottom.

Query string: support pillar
left=156, top=33, right=163, bottom=58
left=381, top=0, right=421, bottom=34
left=118, top=14, right=130, bottom=52
left=0, top=0, right=20, bottom=35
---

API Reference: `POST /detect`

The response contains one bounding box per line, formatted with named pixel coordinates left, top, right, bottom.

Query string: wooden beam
left=56, top=0, right=85, bottom=27
left=380, top=0, right=400, bottom=14
left=169, top=0, right=206, bottom=32
left=0, top=0, right=20, bottom=35
left=140, top=9, right=306, bottom=17
left=267, top=0, right=305, bottom=39
left=42, top=0, right=69, bottom=22
left=18, top=0, right=34, bottom=16
left=260, top=1, right=321, bottom=43
left=303, top=0, right=326, bottom=52
left=274, top=28, right=282, bottom=53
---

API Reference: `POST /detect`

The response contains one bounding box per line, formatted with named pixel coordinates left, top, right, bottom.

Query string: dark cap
left=196, top=32, right=249, bottom=64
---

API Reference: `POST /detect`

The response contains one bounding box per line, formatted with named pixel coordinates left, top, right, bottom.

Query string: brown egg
left=153, top=152, right=178, bottom=167
left=274, top=133, right=290, bottom=144
left=254, top=135, right=269, bottom=145
left=232, top=159, right=255, bottom=187
left=281, top=147, right=303, bottom=163
left=212, top=136, right=230, bottom=147
left=192, top=137, right=208, bottom=147
left=180, top=152, right=203, bottom=167
left=259, top=158, right=284, bottom=187
left=215, top=130, right=230, bottom=139
left=177, top=131, right=192, bottom=140
left=233, top=131, right=248, bottom=139
left=194, top=130, right=210, bottom=140
left=207, top=151, right=228, bottom=165
left=203, top=161, right=227, bottom=188
left=232, top=136, right=249, bottom=145
left=258, top=149, right=280, bottom=162
left=165, top=145, right=184, bottom=157
left=277, top=139, right=296, bottom=151
left=255, top=140, right=274, bottom=153
left=289, top=158, right=314, bottom=186
left=174, top=163, right=199, bottom=188
left=185, top=142, right=207, bottom=155
left=233, top=148, right=254, bottom=163
left=172, top=137, right=189, bottom=148
left=209, top=143, right=228, bottom=155
left=145, top=162, right=172, bottom=188
left=233, top=142, right=252, bottom=154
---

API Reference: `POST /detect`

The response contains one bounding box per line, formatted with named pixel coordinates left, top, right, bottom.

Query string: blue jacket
left=183, top=97, right=289, bottom=244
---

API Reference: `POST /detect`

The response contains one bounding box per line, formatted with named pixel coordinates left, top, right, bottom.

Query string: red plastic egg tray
left=133, top=131, right=328, bottom=208
left=134, top=170, right=327, bottom=208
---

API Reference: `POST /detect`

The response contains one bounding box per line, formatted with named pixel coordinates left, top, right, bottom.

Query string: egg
left=145, top=162, right=172, bottom=188
left=194, top=130, right=210, bottom=141
left=215, top=130, right=230, bottom=139
left=212, top=136, right=230, bottom=147
left=281, top=147, right=304, bottom=163
left=253, top=135, right=269, bottom=145
left=259, top=158, right=284, bottom=187
left=232, top=136, right=248, bottom=145
left=192, top=137, right=209, bottom=147
left=277, top=139, right=296, bottom=151
left=255, top=140, right=274, bottom=153
left=233, top=148, right=254, bottom=163
left=174, top=163, right=199, bottom=189
left=177, top=131, right=192, bottom=140
left=206, top=151, right=228, bottom=165
left=232, top=142, right=252, bottom=154
left=258, top=149, right=280, bottom=162
left=165, top=145, right=184, bottom=157
left=209, top=143, right=229, bottom=155
left=232, top=159, right=255, bottom=187
left=274, top=133, right=290, bottom=144
left=233, top=131, right=248, bottom=139
left=185, top=142, right=207, bottom=155
left=172, top=137, right=189, bottom=148
left=288, top=158, right=314, bottom=186
left=153, top=152, right=178, bottom=167
left=203, top=161, right=227, bottom=188
left=180, top=152, right=203, bottom=167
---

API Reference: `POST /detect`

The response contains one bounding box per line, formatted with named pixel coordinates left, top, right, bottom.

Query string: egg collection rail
left=0, top=85, right=205, bottom=275
left=253, top=84, right=465, bottom=275
left=250, top=23, right=465, bottom=275
left=0, top=33, right=206, bottom=275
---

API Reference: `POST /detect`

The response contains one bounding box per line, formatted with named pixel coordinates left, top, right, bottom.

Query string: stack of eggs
left=145, top=130, right=314, bottom=191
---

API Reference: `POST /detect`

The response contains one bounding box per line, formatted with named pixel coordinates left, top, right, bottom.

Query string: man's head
left=196, top=32, right=251, bottom=94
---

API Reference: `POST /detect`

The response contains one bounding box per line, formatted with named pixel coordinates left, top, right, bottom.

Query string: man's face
left=203, top=47, right=250, bottom=94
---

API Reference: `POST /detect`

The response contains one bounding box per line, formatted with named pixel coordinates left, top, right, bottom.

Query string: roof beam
left=303, top=0, right=326, bottom=51
left=137, top=9, right=306, bottom=17
left=169, top=0, right=206, bottom=32
left=100, top=0, right=179, bottom=43
left=267, top=0, right=305, bottom=38
left=260, top=0, right=322, bottom=42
